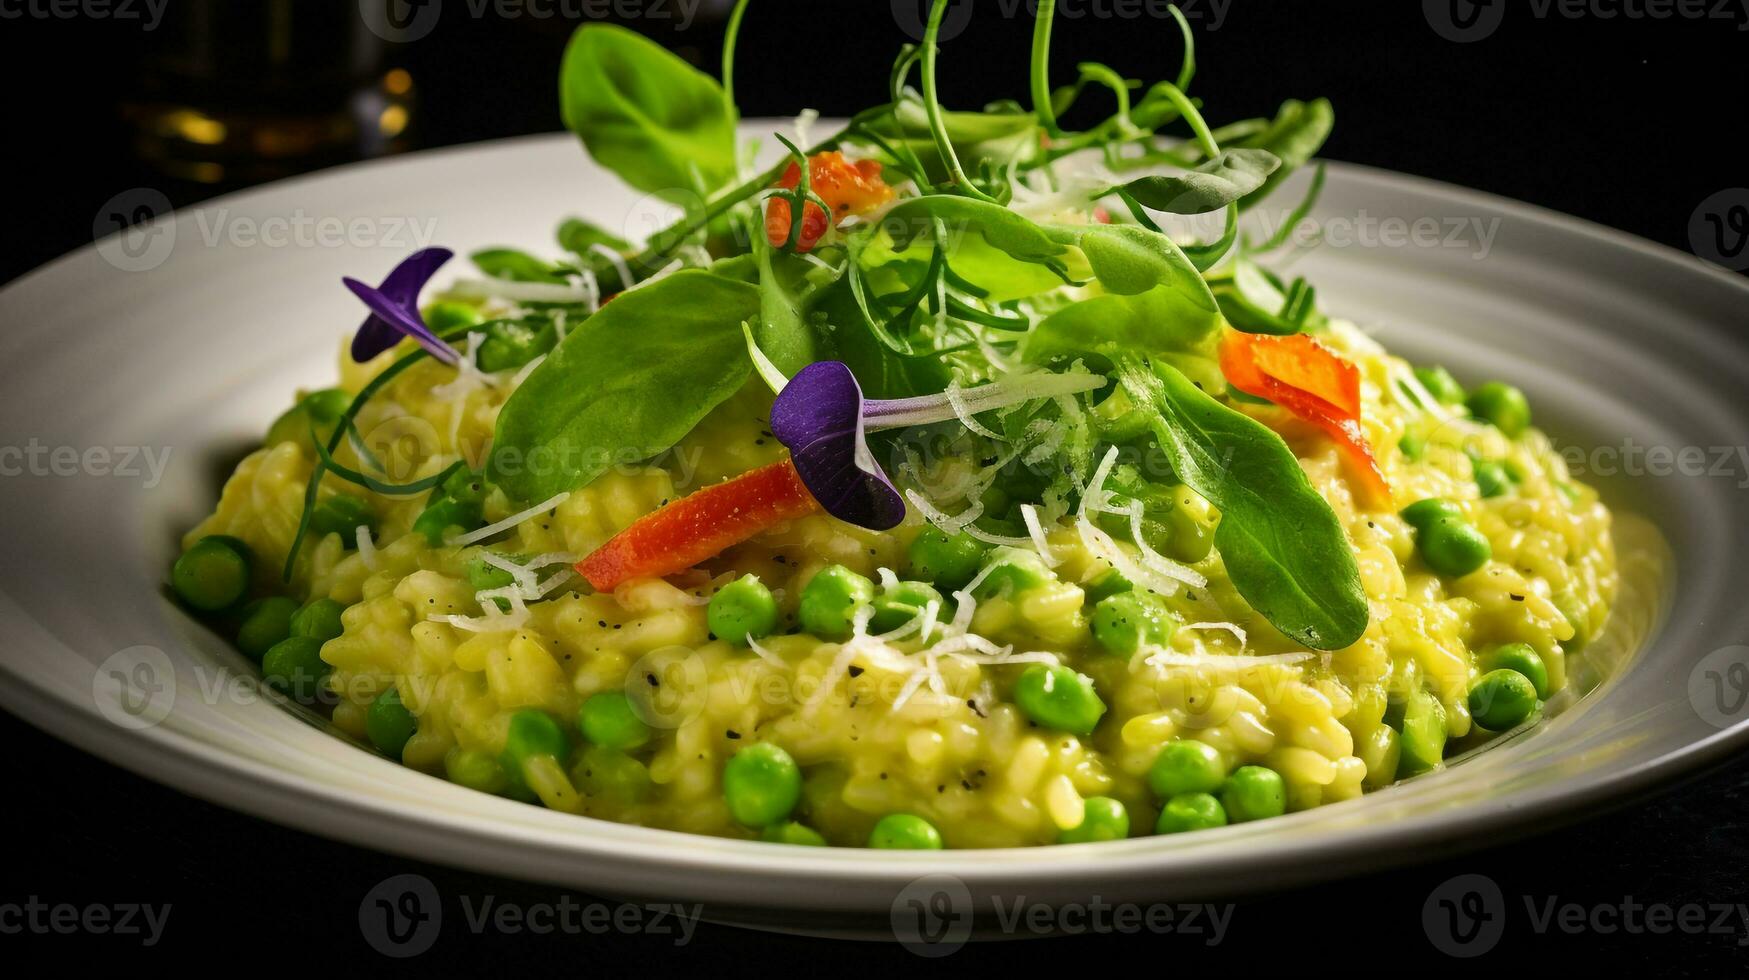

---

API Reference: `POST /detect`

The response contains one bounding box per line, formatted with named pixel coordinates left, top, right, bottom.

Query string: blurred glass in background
left=123, top=0, right=413, bottom=185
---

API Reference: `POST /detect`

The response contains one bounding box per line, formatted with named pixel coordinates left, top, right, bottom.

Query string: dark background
left=3, top=0, right=1746, bottom=972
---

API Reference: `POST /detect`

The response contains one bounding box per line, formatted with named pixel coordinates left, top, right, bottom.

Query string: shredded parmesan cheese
left=447, top=492, right=570, bottom=547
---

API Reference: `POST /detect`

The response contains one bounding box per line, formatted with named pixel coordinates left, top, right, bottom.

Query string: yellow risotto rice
left=184, top=319, right=1617, bottom=848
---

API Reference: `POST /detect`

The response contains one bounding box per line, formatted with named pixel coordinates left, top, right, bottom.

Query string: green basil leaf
left=487, top=271, right=760, bottom=502
left=1113, top=148, right=1281, bottom=216
left=1023, top=287, right=1220, bottom=369
left=559, top=24, right=738, bottom=199
left=1116, top=356, right=1368, bottom=650
left=471, top=248, right=568, bottom=284
left=751, top=236, right=827, bottom=376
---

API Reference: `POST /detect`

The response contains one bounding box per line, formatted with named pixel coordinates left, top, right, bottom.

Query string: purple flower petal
left=770, top=361, right=906, bottom=530
left=347, top=247, right=455, bottom=363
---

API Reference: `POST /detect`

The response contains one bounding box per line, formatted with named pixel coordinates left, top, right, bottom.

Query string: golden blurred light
left=383, top=69, right=413, bottom=96
left=166, top=109, right=227, bottom=146
left=378, top=105, right=409, bottom=138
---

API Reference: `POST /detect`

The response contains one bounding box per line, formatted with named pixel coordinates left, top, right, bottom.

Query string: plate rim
left=3, top=129, right=1747, bottom=906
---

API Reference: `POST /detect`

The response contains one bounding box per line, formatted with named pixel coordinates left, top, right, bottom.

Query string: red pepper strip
left=764, top=152, right=894, bottom=253
left=576, top=458, right=821, bottom=592
left=1220, top=331, right=1392, bottom=506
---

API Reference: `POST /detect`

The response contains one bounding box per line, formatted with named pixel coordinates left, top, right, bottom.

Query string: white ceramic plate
left=2, top=129, right=1746, bottom=931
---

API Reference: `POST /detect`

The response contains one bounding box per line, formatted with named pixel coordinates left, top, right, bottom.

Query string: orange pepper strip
left=764, top=152, right=894, bottom=253
left=576, top=458, right=821, bottom=592
left=1220, top=331, right=1391, bottom=506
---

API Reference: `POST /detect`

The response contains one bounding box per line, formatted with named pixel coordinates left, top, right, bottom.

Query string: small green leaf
left=1048, top=223, right=1217, bottom=309
left=471, top=248, right=567, bottom=284
left=1235, top=98, right=1334, bottom=210
left=1115, top=148, right=1281, bottom=215
left=487, top=271, right=761, bottom=503
left=1116, top=356, right=1368, bottom=650
left=557, top=217, right=632, bottom=257
left=559, top=24, right=738, bottom=199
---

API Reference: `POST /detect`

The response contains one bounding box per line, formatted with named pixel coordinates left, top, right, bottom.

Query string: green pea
left=500, top=709, right=569, bottom=790
left=1417, top=518, right=1492, bottom=578
left=575, top=745, right=654, bottom=803
left=413, top=496, right=483, bottom=546
left=974, top=546, right=1054, bottom=597
left=1553, top=593, right=1589, bottom=649
left=1220, top=765, right=1286, bottom=823
left=1395, top=689, right=1447, bottom=777
left=722, top=742, right=802, bottom=827
left=869, top=580, right=946, bottom=634
left=171, top=536, right=251, bottom=612
left=578, top=692, right=651, bottom=750
left=1473, top=460, right=1512, bottom=498
left=475, top=317, right=557, bottom=373
left=1469, top=668, right=1538, bottom=731
left=1147, top=738, right=1228, bottom=798
left=464, top=555, right=515, bottom=591
left=1013, top=664, right=1107, bottom=735
left=907, top=528, right=990, bottom=591
left=310, top=494, right=376, bottom=542
left=261, top=637, right=328, bottom=701
left=1400, top=498, right=1462, bottom=529
left=1091, top=592, right=1175, bottom=656
left=290, top=598, right=346, bottom=644
left=425, top=300, right=484, bottom=332
left=1398, top=430, right=1426, bottom=461
left=868, top=813, right=943, bottom=850
left=1413, top=365, right=1467, bottom=405
left=709, top=574, right=779, bottom=646
left=442, top=468, right=489, bottom=506
left=798, top=565, right=875, bottom=640
left=1467, top=381, right=1531, bottom=437
left=1057, top=796, right=1130, bottom=844
left=761, top=821, right=828, bottom=846
left=445, top=748, right=509, bottom=795
left=1483, top=643, right=1549, bottom=699
left=1155, top=792, right=1228, bottom=834
left=265, top=388, right=351, bottom=448
left=1082, top=568, right=1133, bottom=605
left=367, top=687, right=417, bottom=758
left=235, top=596, right=298, bottom=661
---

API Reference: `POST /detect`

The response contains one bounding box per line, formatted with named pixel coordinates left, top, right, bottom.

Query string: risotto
left=170, top=6, right=1616, bottom=849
